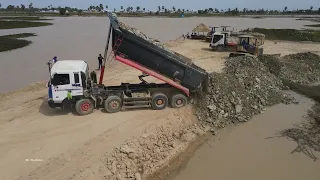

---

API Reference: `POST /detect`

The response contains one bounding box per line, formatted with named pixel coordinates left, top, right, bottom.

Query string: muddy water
left=0, top=17, right=315, bottom=93
left=170, top=92, right=320, bottom=180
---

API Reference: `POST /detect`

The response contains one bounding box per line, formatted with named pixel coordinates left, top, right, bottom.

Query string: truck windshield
left=51, top=74, right=70, bottom=86
left=212, top=35, right=223, bottom=43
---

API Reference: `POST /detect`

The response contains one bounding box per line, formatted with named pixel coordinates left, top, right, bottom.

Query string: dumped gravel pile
left=195, top=56, right=294, bottom=127
left=258, top=54, right=283, bottom=76
left=279, top=52, right=320, bottom=84
left=98, top=124, right=206, bottom=180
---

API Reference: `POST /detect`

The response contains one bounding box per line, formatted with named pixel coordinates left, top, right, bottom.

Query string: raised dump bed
left=108, top=13, right=208, bottom=92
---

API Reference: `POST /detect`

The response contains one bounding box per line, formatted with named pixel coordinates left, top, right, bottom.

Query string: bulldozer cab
left=236, top=35, right=264, bottom=56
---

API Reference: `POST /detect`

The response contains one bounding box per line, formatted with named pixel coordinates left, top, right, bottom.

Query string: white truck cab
left=209, top=31, right=238, bottom=50
left=48, top=60, right=89, bottom=108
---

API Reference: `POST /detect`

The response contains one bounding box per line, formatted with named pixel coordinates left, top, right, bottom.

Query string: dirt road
left=1, top=39, right=320, bottom=180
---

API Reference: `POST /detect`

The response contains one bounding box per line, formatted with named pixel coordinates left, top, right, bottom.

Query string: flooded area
left=0, top=16, right=317, bottom=93
left=169, top=92, right=320, bottom=180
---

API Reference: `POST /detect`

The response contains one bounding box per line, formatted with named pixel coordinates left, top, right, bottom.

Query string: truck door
left=51, top=73, right=72, bottom=103
left=72, top=72, right=84, bottom=96
left=211, top=34, right=224, bottom=47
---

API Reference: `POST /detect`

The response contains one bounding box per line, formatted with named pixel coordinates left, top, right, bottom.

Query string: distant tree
left=182, top=9, right=185, bottom=12
left=310, top=6, right=313, bottom=10
left=121, top=6, right=123, bottom=10
left=21, top=4, right=25, bottom=11
left=114, top=8, right=116, bottom=12
left=162, top=6, right=164, bottom=10
left=127, top=7, right=130, bottom=12
left=243, top=8, right=247, bottom=14
left=158, top=6, right=161, bottom=11
left=318, top=8, right=320, bottom=14
left=96, top=6, right=100, bottom=11
left=59, top=7, right=66, bottom=15
left=177, top=8, right=181, bottom=12
left=215, top=8, right=219, bottom=13
left=136, top=6, right=140, bottom=12
left=106, top=5, right=108, bottom=10
left=284, top=6, right=288, bottom=12
left=208, top=8, right=213, bottom=12
left=172, top=6, right=176, bottom=12
left=99, top=4, right=104, bottom=11
left=7, top=5, right=14, bottom=10
left=29, top=3, right=33, bottom=9
left=0, top=3, right=2, bottom=8
left=165, top=9, right=168, bottom=13
left=143, top=8, right=145, bottom=12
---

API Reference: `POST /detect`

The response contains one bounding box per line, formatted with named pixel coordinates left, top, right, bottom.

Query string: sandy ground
left=1, top=39, right=320, bottom=180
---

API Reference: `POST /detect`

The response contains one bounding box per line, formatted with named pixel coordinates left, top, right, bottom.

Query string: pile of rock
left=279, top=52, right=320, bottom=84
left=101, top=124, right=206, bottom=180
left=195, top=56, right=294, bottom=127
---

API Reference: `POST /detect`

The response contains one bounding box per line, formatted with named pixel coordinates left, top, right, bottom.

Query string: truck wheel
left=75, top=99, right=94, bottom=116
left=217, top=46, right=224, bottom=51
left=104, top=96, right=122, bottom=113
left=171, top=94, right=188, bottom=108
left=151, top=93, right=168, bottom=110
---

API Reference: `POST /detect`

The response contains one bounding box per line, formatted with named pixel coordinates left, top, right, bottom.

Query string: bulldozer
left=209, top=30, right=265, bottom=57
left=229, top=34, right=265, bottom=57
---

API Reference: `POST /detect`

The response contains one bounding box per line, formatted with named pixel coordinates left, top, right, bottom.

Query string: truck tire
left=171, top=94, right=188, bottom=108
left=75, top=99, right=94, bottom=116
left=104, top=96, right=122, bottom=113
left=151, top=93, right=168, bottom=110
left=217, top=45, right=224, bottom=52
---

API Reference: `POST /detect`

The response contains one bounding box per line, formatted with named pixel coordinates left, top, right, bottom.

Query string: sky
left=0, top=0, right=319, bottom=11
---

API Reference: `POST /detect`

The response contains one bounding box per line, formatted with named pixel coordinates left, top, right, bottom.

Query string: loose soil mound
left=259, top=52, right=320, bottom=84
left=195, top=56, right=294, bottom=128
left=280, top=52, right=320, bottom=84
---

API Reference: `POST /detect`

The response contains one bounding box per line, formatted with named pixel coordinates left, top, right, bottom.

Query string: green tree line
left=0, top=2, right=319, bottom=15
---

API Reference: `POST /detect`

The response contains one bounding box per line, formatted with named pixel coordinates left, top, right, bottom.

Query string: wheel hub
left=156, top=99, right=164, bottom=105
left=110, top=100, right=119, bottom=109
left=81, top=102, right=90, bottom=111
left=176, top=99, right=182, bottom=105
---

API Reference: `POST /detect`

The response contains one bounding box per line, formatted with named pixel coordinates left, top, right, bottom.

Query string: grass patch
left=244, top=28, right=320, bottom=42
left=0, top=33, right=37, bottom=52
left=0, top=16, right=53, bottom=21
left=0, top=20, right=52, bottom=29
left=305, top=24, right=320, bottom=27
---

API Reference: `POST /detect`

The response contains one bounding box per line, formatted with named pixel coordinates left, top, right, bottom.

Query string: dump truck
left=47, top=12, right=208, bottom=116
left=209, top=31, right=265, bottom=57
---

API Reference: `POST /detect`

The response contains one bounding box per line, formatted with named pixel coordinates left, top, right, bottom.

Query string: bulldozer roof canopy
left=192, top=23, right=210, bottom=32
